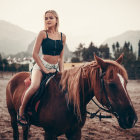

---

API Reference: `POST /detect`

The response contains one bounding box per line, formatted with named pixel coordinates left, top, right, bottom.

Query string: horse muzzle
left=117, top=109, right=138, bottom=129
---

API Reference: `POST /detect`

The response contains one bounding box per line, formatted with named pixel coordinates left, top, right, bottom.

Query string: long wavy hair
left=44, top=10, right=59, bottom=32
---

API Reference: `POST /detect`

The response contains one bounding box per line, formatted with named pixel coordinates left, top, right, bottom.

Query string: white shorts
left=32, top=58, right=59, bottom=72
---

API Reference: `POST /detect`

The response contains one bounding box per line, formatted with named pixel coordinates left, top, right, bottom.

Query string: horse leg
left=65, top=128, right=81, bottom=140
left=8, top=109, right=19, bottom=140
left=22, top=125, right=30, bottom=140
left=44, top=130, right=57, bottom=140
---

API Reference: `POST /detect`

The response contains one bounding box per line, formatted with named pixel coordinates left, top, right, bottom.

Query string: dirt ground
left=0, top=72, right=140, bottom=140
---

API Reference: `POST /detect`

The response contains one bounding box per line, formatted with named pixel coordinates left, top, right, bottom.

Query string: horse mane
left=60, top=61, right=99, bottom=119
left=60, top=60, right=128, bottom=119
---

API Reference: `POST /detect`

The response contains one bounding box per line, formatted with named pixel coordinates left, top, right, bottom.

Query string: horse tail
left=6, top=72, right=30, bottom=110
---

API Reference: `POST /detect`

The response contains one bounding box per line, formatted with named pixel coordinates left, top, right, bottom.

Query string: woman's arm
left=59, top=33, right=66, bottom=72
left=32, top=31, right=50, bottom=73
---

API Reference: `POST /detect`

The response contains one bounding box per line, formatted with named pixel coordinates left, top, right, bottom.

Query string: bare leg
left=19, top=70, right=43, bottom=123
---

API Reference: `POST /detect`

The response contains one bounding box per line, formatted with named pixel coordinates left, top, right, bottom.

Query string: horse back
left=38, top=74, right=78, bottom=128
left=6, top=72, right=30, bottom=111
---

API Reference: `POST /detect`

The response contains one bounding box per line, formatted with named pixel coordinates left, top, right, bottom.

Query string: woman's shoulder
left=37, top=30, right=46, bottom=38
left=39, top=30, right=47, bottom=35
left=60, top=32, right=66, bottom=40
left=59, top=32, right=66, bottom=45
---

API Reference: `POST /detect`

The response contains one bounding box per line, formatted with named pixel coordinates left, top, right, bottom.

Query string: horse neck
left=80, top=65, right=101, bottom=105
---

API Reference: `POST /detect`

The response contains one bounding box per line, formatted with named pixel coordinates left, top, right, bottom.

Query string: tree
left=82, top=42, right=99, bottom=61
left=0, top=54, right=2, bottom=70
left=99, top=44, right=110, bottom=59
left=71, top=57, right=80, bottom=63
left=73, top=43, right=84, bottom=62
left=112, top=43, right=116, bottom=52
left=112, top=42, right=122, bottom=60
left=112, top=41, right=136, bottom=79
left=116, top=42, right=120, bottom=52
left=138, top=40, right=140, bottom=60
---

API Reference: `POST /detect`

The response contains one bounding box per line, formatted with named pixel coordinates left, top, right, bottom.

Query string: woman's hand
left=49, top=69, right=56, bottom=73
left=45, top=69, right=56, bottom=74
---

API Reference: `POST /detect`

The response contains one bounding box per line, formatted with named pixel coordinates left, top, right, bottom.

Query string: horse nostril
left=126, top=112, right=137, bottom=128
left=133, top=114, right=138, bottom=125
left=126, top=115, right=133, bottom=124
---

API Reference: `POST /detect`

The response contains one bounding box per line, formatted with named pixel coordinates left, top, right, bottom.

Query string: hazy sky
left=0, top=0, right=140, bottom=51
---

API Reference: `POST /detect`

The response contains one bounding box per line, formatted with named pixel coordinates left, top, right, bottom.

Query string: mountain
left=102, top=30, right=140, bottom=56
left=0, top=20, right=73, bottom=61
left=0, top=20, right=37, bottom=55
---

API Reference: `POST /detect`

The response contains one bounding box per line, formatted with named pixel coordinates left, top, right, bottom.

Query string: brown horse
left=6, top=54, right=137, bottom=140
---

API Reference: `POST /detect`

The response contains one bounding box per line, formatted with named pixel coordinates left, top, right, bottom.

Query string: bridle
left=87, top=70, right=119, bottom=120
left=45, top=68, right=119, bottom=120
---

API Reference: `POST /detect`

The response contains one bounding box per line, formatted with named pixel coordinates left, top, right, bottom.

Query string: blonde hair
left=44, top=10, right=59, bottom=32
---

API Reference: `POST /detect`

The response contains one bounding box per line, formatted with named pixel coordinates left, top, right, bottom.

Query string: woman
left=18, top=10, right=66, bottom=126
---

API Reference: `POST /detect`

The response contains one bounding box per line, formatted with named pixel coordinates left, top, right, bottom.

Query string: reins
left=86, top=70, right=119, bottom=120
left=43, top=66, right=117, bottom=121
left=86, top=99, right=112, bottom=120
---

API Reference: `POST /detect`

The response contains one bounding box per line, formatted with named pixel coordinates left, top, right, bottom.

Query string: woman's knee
left=30, top=84, right=40, bottom=93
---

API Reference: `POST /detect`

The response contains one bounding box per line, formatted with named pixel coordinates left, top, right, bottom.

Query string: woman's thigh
left=31, top=70, right=43, bottom=89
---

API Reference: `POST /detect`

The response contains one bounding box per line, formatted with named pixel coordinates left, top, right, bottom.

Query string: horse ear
left=116, top=53, right=124, bottom=64
left=94, top=54, right=107, bottom=70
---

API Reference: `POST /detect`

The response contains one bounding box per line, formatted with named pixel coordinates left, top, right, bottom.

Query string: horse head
left=94, top=54, right=138, bottom=129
